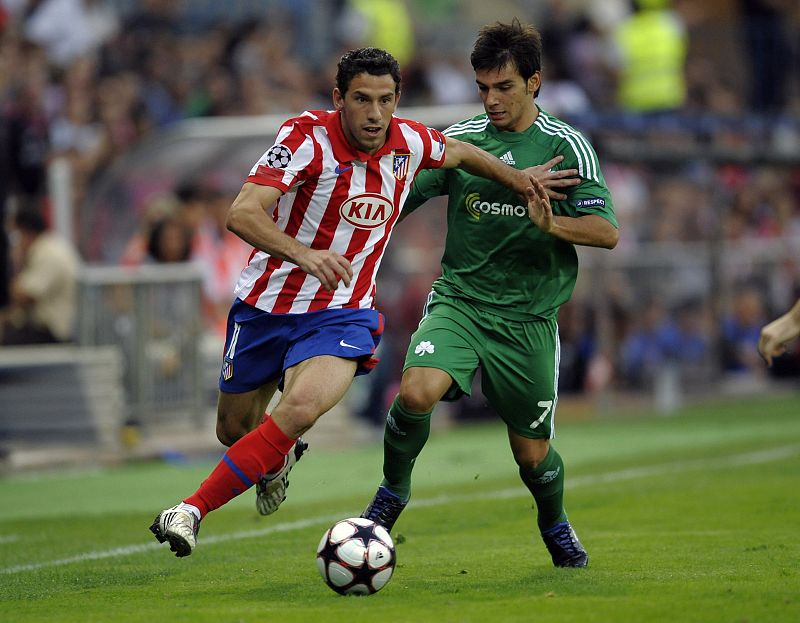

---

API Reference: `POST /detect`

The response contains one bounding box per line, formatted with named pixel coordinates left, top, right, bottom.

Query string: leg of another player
left=509, top=433, right=567, bottom=531
left=362, top=366, right=452, bottom=531
left=381, top=366, right=452, bottom=500
left=511, top=430, right=588, bottom=567
left=215, top=379, right=279, bottom=446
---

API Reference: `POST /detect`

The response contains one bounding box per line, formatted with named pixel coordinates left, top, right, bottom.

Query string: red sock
left=184, top=416, right=296, bottom=518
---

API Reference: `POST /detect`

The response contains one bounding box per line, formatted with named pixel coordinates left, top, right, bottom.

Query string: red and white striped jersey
left=233, top=109, right=447, bottom=314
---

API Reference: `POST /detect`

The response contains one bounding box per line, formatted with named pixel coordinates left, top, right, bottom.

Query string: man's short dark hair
left=470, top=18, right=543, bottom=95
left=336, top=47, right=401, bottom=96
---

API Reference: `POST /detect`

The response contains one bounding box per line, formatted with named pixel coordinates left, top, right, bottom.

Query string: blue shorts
left=219, top=298, right=385, bottom=393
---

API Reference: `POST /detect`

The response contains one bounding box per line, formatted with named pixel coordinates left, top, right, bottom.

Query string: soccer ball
left=316, top=517, right=396, bottom=596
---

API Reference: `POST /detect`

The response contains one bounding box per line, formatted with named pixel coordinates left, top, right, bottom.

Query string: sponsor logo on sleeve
left=265, top=144, right=293, bottom=169
left=429, top=129, right=445, bottom=159
left=575, top=197, right=605, bottom=208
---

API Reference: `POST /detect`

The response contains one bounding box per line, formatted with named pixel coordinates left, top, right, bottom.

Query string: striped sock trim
left=223, top=453, right=254, bottom=488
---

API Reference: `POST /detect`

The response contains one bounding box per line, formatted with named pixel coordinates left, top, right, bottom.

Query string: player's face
left=333, top=72, right=399, bottom=155
left=475, top=63, right=540, bottom=133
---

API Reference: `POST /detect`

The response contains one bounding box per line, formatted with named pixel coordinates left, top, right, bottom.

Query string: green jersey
left=404, top=108, right=617, bottom=320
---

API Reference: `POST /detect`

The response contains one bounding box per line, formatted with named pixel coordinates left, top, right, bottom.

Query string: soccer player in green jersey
left=361, top=19, right=619, bottom=568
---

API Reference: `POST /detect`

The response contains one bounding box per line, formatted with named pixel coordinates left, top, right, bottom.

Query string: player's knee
left=512, top=439, right=550, bottom=470
left=215, top=406, right=254, bottom=446
left=397, top=369, right=449, bottom=413
left=272, top=396, right=319, bottom=435
left=397, top=385, right=438, bottom=414
left=215, top=417, right=249, bottom=447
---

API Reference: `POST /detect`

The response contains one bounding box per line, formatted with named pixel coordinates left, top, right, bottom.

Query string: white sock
left=177, top=502, right=201, bottom=522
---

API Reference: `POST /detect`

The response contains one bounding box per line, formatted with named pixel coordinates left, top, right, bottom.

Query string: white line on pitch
left=0, top=535, right=21, bottom=545
left=2, top=444, right=797, bottom=575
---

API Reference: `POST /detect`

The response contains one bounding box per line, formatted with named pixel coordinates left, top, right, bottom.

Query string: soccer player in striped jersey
left=361, top=21, right=619, bottom=568
left=150, top=47, right=578, bottom=557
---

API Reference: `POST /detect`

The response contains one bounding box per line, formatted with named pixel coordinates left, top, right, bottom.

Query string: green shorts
left=403, top=292, right=560, bottom=439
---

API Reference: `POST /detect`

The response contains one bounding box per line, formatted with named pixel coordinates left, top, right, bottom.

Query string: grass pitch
left=1, top=394, right=799, bottom=622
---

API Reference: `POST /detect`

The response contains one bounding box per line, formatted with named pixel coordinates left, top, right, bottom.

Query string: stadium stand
left=1, top=0, right=798, bottom=469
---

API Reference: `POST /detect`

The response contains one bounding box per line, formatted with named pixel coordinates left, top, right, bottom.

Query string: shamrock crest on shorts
left=414, top=340, right=435, bottom=356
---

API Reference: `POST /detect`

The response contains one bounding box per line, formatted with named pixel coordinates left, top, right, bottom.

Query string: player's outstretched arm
left=525, top=181, right=618, bottom=249
left=442, top=136, right=532, bottom=196
left=758, top=299, right=800, bottom=366
left=226, top=182, right=352, bottom=291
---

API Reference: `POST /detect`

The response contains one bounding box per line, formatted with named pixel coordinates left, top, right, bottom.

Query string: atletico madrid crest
left=392, top=153, right=410, bottom=181
left=221, top=360, right=233, bottom=381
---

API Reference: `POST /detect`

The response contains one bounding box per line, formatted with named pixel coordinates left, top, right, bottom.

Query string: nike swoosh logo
left=339, top=340, right=362, bottom=349
left=334, top=164, right=353, bottom=174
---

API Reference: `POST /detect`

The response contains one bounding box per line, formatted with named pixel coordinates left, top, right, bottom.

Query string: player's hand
left=757, top=314, right=799, bottom=366
left=526, top=180, right=555, bottom=233
left=524, top=155, right=580, bottom=200
left=296, top=249, right=353, bottom=291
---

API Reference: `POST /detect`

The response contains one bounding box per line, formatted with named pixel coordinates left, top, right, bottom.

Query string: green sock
left=518, top=445, right=568, bottom=531
left=380, top=395, right=432, bottom=501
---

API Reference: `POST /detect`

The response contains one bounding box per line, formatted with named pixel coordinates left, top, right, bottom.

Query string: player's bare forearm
left=226, top=183, right=306, bottom=263
left=546, top=214, right=618, bottom=248
left=444, top=137, right=530, bottom=195
left=227, top=182, right=352, bottom=290
left=526, top=182, right=618, bottom=249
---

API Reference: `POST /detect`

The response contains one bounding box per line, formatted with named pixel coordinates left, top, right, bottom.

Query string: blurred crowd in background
left=1, top=0, right=799, bottom=426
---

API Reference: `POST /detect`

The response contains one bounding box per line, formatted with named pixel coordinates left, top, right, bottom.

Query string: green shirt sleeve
left=558, top=145, right=618, bottom=229
left=403, top=167, right=448, bottom=215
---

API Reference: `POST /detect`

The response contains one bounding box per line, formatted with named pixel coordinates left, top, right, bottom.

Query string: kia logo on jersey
left=339, top=193, right=394, bottom=229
